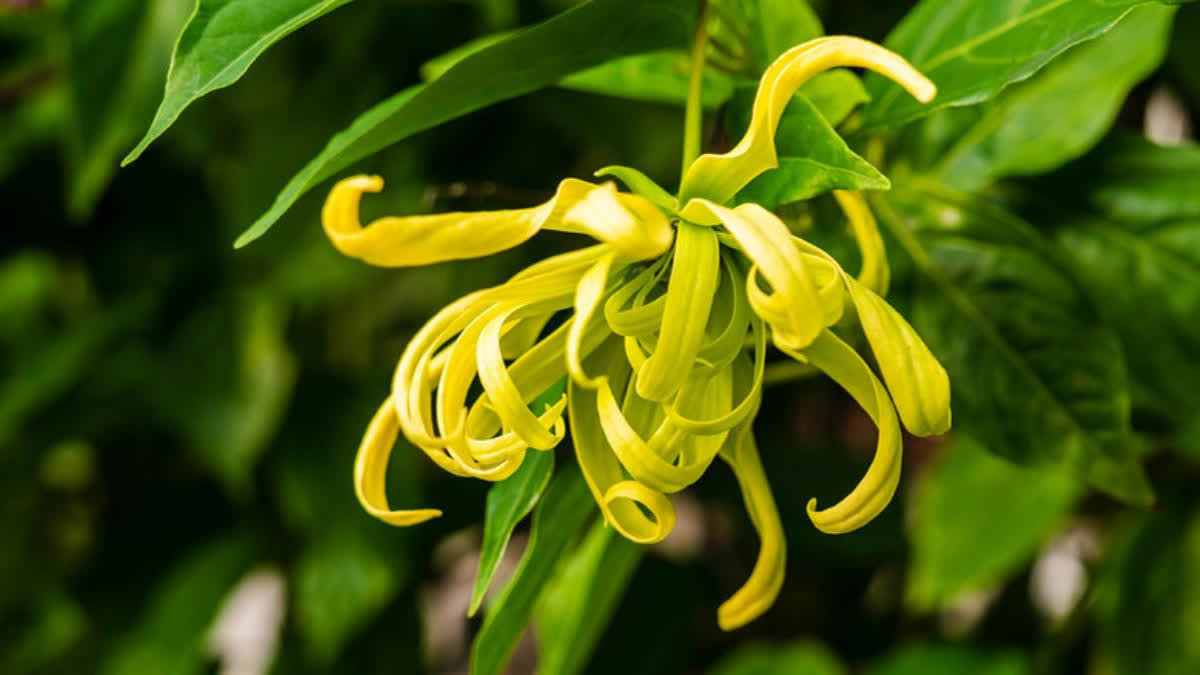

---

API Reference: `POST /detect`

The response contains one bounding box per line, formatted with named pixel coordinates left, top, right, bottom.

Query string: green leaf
left=294, top=529, right=405, bottom=665
left=152, top=293, right=296, bottom=494
left=100, top=534, right=257, bottom=675
left=534, top=520, right=642, bottom=675
left=798, top=69, right=870, bottom=128
left=470, top=465, right=595, bottom=675
left=906, top=438, right=1082, bottom=610
left=866, top=644, right=1030, bottom=675
left=876, top=188, right=1153, bottom=506
left=124, top=0, right=358, bottom=165
left=728, top=88, right=888, bottom=208
left=727, top=0, right=824, bottom=70
left=710, top=641, right=847, bottom=675
left=920, top=4, right=1175, bottom=191
left=562, top=50, right=735, bottom=108
left=1038, top=217, right=1200, bottom=423
left=62, top=0, right=192, bottom=217
left=470, top=447, right=555, bottom=617
left=1046, top=133, right=1200, bottom=226
left=1095, top=497, right=1200, bottom=675
left=234, top=0, right=697, bottom=247
left=861, top=0, right=1157, bottom=130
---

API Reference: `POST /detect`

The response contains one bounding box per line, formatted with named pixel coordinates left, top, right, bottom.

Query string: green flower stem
left=682, top=0, right=710, bottom=178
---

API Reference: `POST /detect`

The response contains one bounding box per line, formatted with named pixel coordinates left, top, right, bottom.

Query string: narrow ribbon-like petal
left=791, top=330, right=903, bottom=534
left=324, top=176, right=671, bottom=268
left=682, top=199, right=830, bottom=350
left=355, top=396, right=443, bottom=526
left=717, top=413, right=785, bottom=630
left=833, top=190, right=890, bottom=295
left=678, top=36, right=935, bottom=204
left=636, top=222, right=720, bottom=401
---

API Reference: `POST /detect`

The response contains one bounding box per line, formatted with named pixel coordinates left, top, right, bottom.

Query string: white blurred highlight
left=206, top=566, right=287, bottom=675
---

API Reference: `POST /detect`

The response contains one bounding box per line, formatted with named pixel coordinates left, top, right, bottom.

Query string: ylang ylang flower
left=323, top=36, right=950, bottom=630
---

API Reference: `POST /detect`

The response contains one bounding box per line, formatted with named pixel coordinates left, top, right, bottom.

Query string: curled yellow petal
left=682, top=199, right=828, bottom=350
left=323, top=176, right=671, bottom=268
left=791, top=330, right=903, bottom=534
left=355, top=396, right=443, bottom=526
left=568, top=339, right=676, bottom=544
left=833, top=190, right=890, bottom=295
left=679, top=36, right=935, bottom=204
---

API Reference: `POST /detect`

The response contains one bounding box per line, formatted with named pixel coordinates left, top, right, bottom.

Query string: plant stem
left=682, top=0, right=710, bottom=178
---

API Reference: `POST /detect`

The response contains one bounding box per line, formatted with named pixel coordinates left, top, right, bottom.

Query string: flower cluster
left=324, top=36, right=950, bottom=630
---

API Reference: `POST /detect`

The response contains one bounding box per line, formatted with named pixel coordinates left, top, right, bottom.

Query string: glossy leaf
left=728, top=89, right=887, bottom=208
left=470, top=465, right=595, bottom=675
left=562, top=51, right=735, bottom=108
left=470, top=427, right=557, bottom=615
left=906, top=438, right=1081, bottom=609
left=922, top=5, right=1174, bottom=191
left=1035, top=204, right=1200, bottom=421
left=877, top=189, right=1154, bottom=505
left=534, top=521, right=642, bottom=675
left=234, top=0, right=697, bottom=247
left=710, top=641, right=846, bottom=675
left=861, top=0, right=1156, bottom=129
left=124, top=0, right=359, bottom=165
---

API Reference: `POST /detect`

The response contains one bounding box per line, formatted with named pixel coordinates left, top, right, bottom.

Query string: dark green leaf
left=294, top=530, right=405, bottom=665
left=234, top=0, right=697, bottom=247
left=470, top=465, right=595, bottom=675
left=866, top=644, right=1030, bottom=675
left=124, top=0, right=358, bottom=165
left=1094, top=496, right=1200, bottom=675
left=907, top=438, right=1081, bottom=609
left=862, top=0, right=1156, bottom=130
left=1046, top=133, right=1200, bottom=226
left=920, top=5, right=1174, bottom=191
left=876, top=188, right=1153, bottom=505
left=710, top=641, right=846, bottom=675
left=63, top=0, right=192, bottom=217
left=470, top=448, right=555, bottom=617
left=727, top=0, right=823, bottom=70
left=100, top=534, right=257, bottom=675
left=729, top=88, right=888, bottom=207
left=534, top=521, right=642, bottom=675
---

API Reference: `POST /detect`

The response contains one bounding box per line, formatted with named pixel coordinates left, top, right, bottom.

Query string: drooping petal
left=355, top=396, right=443, bottom=526
left=790, top=330, right=903, bottom=534
left=678, top=36, right=935, bottom=204
left=635, top=222, right=721, bottom=401
left=717, top=411, right=785, bottom=630
left=842, top=277, right=951, bottom=436
left=833, top=190, right=890, bottom=295
left=791, top=237, right=951, bottom=437
left=323, top=176, right=671, bottom=268
left=567, top=251, right=626, bottom=388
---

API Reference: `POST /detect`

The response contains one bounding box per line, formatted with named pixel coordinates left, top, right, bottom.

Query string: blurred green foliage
left=2, top=0, right=1199, bottom=673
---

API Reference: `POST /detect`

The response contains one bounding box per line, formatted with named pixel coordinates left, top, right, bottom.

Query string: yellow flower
left=324, top=36, right=950, bottom=630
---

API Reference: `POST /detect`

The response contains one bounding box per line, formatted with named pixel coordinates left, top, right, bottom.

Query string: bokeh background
left=2, top=0, right=1199, bottom=673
